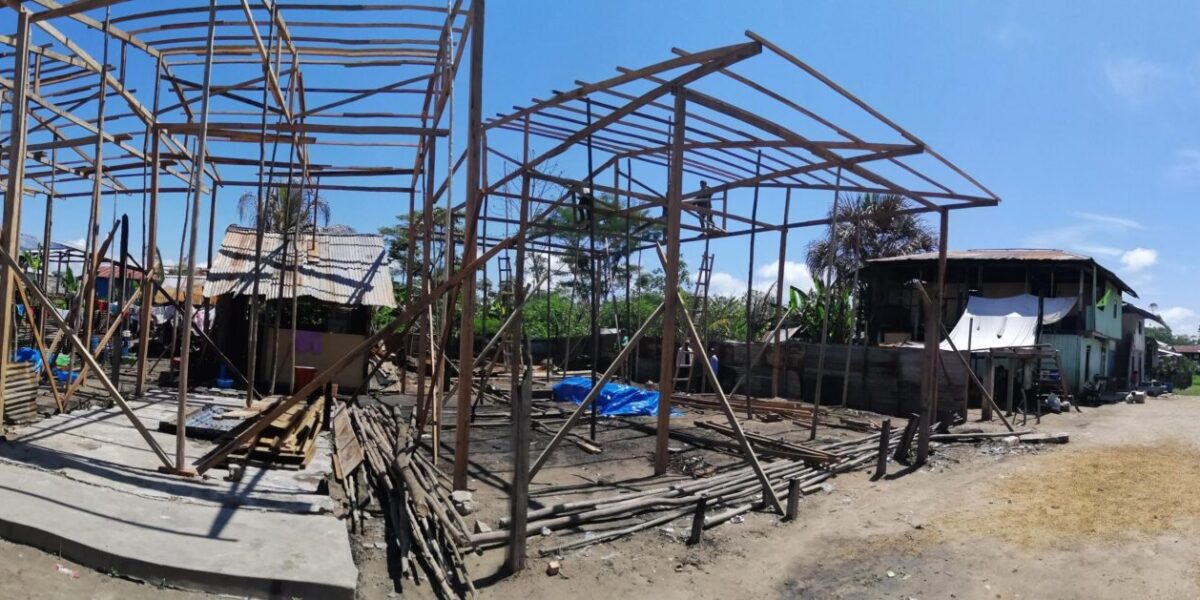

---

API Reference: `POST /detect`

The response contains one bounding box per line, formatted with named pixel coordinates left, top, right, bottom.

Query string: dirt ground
left=474, top=395, right=1200, bottom=600
left=6, top=394, right=1200, bottom=599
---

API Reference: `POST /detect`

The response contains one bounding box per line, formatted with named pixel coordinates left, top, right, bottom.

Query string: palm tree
left=805, top=193, right=937, bottom=286
left=237, top=179, right=330, bottom=233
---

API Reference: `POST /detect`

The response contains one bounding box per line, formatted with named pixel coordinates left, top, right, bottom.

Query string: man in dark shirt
left=694, top=180, right=714, bottom=231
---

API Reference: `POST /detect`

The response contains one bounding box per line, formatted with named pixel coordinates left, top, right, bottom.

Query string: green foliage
left=62, top=265, right=78, bottom=297
left=785, top=278, right=855, bottom=344
left=1146, top=326, right=1195, bottom=346
left=1157, top=355, right=1197, bottom=390
left=237, top=179, right=331, bottom=233
left=379, top=207, right=463, bottom=282
left=806, top=192, right=937, bottom=285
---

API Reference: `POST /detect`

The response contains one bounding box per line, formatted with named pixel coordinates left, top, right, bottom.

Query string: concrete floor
left=0, top=388, right=357, bottom=598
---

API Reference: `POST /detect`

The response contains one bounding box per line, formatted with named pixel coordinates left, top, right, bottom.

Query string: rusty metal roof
left=203, top=226, right=395, bottom=308
left=868, top=249, right=1091, bottom=263
left=864, top=248, right=1137, bottom=297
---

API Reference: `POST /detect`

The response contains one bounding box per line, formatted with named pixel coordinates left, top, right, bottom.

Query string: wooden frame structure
left=0, top=2, right=999, bottom=576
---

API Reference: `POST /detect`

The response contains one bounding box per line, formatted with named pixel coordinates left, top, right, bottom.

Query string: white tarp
left=939, top=294, right=1077, bottom=351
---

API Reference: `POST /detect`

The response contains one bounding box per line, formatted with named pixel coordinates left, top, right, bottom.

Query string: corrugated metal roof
left=863, top=248, right=1137, bottom=297
left=868, top=249, right=1090, bottom=263
left=203, top=225, right=395, bottom=308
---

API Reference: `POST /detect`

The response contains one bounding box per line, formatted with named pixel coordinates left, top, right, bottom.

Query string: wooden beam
left=31, top=0, right=130, bottom=22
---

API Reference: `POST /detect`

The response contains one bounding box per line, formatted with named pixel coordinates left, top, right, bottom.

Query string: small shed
left=203, top=225, right=395, bottom=391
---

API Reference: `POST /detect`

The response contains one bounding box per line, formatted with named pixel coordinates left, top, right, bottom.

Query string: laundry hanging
left=939, top=294, right=1077, bottom=351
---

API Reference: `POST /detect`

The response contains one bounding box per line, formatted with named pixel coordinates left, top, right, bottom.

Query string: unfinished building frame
left=0, top=0, right=999, bottom=581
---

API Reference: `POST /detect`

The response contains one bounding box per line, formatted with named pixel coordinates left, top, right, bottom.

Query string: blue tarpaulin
left=552, top=376, right=679, bottom=417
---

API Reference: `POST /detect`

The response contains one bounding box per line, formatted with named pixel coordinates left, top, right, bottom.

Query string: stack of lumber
left=349, top=404, right=475, bottom=599
left=672, top=394, right=825, bottom=420
left=224, top=396, right=325, bottom=469
left=2, top=362, right=40, bottom=424
left=474, top=428, right=905, bottom=556
left=695, top=420, right=839, bottom=465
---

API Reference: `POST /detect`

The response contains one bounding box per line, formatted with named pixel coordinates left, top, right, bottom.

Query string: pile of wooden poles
left=469, top=427, right=903, bottom=557
left=348, top=404, right=476, bottom=599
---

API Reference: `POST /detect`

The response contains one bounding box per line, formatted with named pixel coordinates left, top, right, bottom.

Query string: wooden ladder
left=677, top=252, right=714, bottom=392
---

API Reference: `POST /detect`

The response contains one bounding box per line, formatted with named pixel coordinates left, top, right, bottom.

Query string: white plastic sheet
left=939, top=294, right=1077, bottom=351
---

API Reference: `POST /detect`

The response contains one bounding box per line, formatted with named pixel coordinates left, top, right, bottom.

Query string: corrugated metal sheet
left=203, top=225, right=395, bottom=308
left=868, top=249, right=1091, bottom=263
left=864, top=248, right=1137, bottom=297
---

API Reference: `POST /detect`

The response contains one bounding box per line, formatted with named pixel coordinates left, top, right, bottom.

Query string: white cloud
left=708, top=272, right=748, bottom=298
left=708, top=260, right=814, bottom=299
left=753, top=260, right=813, bottom=295
left=1072, top=211, right=1143, bottom=230
left=1159, top=306, right=1199, bottom=334
left=1121, top=247, right=1158, bottom=272
left=1103, top=57, right=1172, bottom=107
left=1165, top=147, right=1200, bottom=186
left=1024, top=212, right=1143, bottom=258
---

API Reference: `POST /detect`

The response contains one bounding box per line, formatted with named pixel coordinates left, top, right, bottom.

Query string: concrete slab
left=0, top=460, right=357, bottom=598
left=0, top=388, right=357, bottom=598
left=0, top=389, right=333, bottom=513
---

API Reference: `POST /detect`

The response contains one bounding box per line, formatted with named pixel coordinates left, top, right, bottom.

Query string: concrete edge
left=0, top=515, right=356, bottom=600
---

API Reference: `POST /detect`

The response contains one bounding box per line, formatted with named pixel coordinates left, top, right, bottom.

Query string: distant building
left=203, top=226, right=395, bottom=392
left=1117, top=304, right=1166, bottom=388
left=860, top=249, right=1137, bottom=394
left=1172, top=344, right=1200, bottom=363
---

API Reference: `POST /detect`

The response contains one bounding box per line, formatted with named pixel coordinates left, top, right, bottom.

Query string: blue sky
left=10, top=2, right=1200, bottom=332
left=481, top=1, right=1200, bottom=332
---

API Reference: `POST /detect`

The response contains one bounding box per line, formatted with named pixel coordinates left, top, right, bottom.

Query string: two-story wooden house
left=859, top=249, right=1137, bottom=395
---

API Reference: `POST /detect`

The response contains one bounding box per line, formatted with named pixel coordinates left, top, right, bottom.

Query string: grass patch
left=1175, top=375, right=1200, bottom=396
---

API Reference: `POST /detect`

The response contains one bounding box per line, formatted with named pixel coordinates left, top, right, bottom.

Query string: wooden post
left=916, top=209, right=947, bottom=464
left=453, top=0, right=484, bottom=491
left=506, top=117, right=531, bottom=574
left=0, top=10, right=31, bottom=431
left=687, top=495, right=709, bottom=545
left=982, top=351, right=994, bottom=421
left=744, top=150, right=762, bottom=416
left=654, top=89, right=686, bottom=475
left=810, top=167, right=843, bottom=440
left=771, top=190, right=790, bottom=398
left=873, top=418, right=891, bottom=480
left=135, top=57, right=163, bottom=399
left=174, top=0, right=218, bottom=474
left=1006, top=358, right=1015, bottom=415
left=963, top=316, right=973, bottom=416
left=784, top=479, right=800, bottom=521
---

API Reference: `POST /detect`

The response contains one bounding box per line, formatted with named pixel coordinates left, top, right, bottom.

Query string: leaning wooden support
left=13, top=282, right=64, bottom=413
left=0, top=246, right=173, bottom=470
left=657, top=244, right=784, bottom=514
left=910, top=280, right=1014, bottom=433
left=528, top=302, right=665, bottom=478
left=61, top=287, right=144, bottom=404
